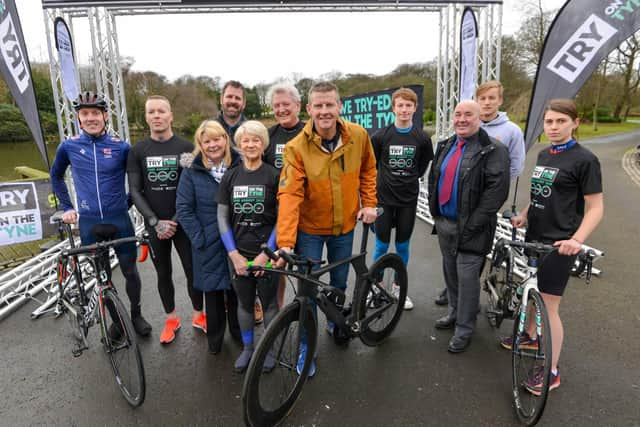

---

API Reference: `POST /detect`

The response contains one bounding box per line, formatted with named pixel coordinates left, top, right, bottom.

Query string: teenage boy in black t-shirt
left=127, top=95, right=199, bottom=345
left=371, top=87, right=434, bottom=310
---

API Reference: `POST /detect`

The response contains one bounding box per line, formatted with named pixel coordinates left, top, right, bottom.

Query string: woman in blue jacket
left=176, top=120, right=241, bottom=354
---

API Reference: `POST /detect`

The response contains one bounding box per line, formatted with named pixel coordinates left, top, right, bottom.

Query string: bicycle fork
left=515, top=280, right=546, bottom=360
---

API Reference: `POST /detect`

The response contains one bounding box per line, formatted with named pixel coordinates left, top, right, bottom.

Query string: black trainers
left=435, top=289, right=448, bottom=306
left=131, top=314, right=152, bottom=337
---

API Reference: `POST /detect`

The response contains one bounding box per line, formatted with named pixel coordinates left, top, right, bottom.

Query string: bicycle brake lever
left=585, top=252, right=594, bottom=286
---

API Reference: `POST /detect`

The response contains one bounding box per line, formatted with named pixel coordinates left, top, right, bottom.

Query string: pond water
left=0, top=131, right=147, bottom=181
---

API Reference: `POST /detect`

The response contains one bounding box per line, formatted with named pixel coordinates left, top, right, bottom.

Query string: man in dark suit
left=427, top=100, right=510, bottom=353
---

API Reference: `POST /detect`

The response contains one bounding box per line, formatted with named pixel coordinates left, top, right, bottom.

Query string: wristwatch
left=148, top=216, right=158, bottom=227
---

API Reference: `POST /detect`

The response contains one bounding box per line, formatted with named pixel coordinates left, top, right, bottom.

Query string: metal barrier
left=0, top=210, right=144, bottom=321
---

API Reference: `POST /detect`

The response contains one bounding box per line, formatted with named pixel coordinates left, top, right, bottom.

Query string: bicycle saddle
left=91, top=224, right=118, bottom=242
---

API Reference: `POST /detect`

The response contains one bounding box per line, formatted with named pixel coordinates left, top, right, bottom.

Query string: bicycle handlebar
left=260, top=244, right=298, bottom=267
left=496, top=238, right=599, bottom=285
left=61, top=231, right=149, bottom=258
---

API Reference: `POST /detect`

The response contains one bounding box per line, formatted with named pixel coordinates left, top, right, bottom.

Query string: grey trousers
left=435, top=217, right=485, bottom=339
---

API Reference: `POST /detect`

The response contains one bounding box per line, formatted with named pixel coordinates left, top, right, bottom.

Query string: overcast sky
left=15, top=1, right=565, bottom=87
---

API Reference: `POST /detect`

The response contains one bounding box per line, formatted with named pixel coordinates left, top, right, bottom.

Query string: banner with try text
left=340, top=85, right=424, bottom=135
left=524, top=0, right=640, bottom=150
left=0, top=0, right=50, bottom=169
left=0, top=181, right=57, bottom=246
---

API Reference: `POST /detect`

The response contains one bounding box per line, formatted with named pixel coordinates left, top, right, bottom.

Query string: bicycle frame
left=256, top=222, right=395, bottom=340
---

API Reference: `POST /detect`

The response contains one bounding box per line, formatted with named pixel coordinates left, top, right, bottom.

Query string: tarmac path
left=1, top=132, right=639, bottom=426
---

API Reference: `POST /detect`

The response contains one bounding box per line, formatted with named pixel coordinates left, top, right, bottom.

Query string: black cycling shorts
left=537, top=251, right=577, bottom=297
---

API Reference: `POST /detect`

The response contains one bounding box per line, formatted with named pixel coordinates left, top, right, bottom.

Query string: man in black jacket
left=427, top=100, right=510, bottom=353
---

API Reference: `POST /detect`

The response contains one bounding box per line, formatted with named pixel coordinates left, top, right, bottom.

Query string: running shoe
left=524, top=367, right=560, bottom=396
left=296, top=342, right=315, bottom=378
left=500, top=332, right=539, bottom=351
left=192, top=312, right=207, bottom=333
left=160, top=316, right=181, bottom=344
left=393, top=284, right=413, bottom=310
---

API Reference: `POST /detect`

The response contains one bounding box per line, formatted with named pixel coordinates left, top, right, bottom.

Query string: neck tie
left=439, top=139, right=465, bottom=206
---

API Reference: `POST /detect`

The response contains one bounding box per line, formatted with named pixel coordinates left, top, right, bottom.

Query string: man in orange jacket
left=276, top=81, right=378, bottom=377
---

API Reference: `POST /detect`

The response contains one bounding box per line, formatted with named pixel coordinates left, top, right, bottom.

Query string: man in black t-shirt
left=264, top=83, right=305, bottom=308
left=127, top=95, right=199, bottom=345
left=264, top=83, right=305, bottom=170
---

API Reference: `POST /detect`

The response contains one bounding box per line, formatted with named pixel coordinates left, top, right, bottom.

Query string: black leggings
left=232, top=273, right=279, bottom=333
left=148, top=226, right=200, bottom=313
left=374, top=204, right=417, bottom=243
left=116, top=253, right=142, bottom=318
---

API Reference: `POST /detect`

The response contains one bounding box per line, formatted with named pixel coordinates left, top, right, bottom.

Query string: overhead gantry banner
left=42, top=0, right=502, bottom=9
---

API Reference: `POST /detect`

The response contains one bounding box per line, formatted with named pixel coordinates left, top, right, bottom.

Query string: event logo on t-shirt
left=388, top=145, right=416, bottom=169
left=274, top=144, right=285, bottom=168
left=232, top=185, right=265, bottom=215
left=146, top=156, right=179, bottom=184
left=531, top=165, right=559, bottom=198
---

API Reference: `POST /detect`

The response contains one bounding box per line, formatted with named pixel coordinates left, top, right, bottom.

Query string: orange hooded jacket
left=276, top=118, right=377, bottom=249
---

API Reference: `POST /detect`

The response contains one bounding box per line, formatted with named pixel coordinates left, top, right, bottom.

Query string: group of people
left=50, top=78, right=603, bottom=393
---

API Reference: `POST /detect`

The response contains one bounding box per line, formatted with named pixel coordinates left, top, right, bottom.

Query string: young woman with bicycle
left=506, top=99, right=603, bottom=395
left=176, top=120, right=242, bottom=354
left=217, top=121, right=281, bottom=373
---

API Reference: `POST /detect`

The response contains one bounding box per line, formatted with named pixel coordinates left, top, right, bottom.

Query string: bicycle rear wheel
left=357, top=253, right=407, bottom=346
left=483, top=257, right=512, bottom=329
left=100, top=288, right=146, bottom=407
left=58, top=259, right=89, bottom=345
left=242, top=299, right=317, bottom=427
left=511, top=289, right=552, bottom=426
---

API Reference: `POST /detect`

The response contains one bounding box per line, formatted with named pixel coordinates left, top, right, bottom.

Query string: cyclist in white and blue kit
left=50, top=91, right=152, bottom=337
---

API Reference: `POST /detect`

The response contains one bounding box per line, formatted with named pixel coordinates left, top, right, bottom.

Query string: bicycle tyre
left=100, top=288, right=146, bottom=407
left=357, top=253, right=407, bottom=347
left=58, top=259, right=89, bottom=344
left=483, top=255, right=512, bottom=329
left=242, top=299, right=317, bottom=427
left=511, top=288, right=552, bottom=426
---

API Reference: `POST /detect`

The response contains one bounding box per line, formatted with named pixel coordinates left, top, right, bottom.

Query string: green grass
left=523, top=121, right=640, bottom=143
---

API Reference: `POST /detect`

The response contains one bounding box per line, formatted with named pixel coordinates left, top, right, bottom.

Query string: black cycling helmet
left=72, top=91, right=108, bottom=111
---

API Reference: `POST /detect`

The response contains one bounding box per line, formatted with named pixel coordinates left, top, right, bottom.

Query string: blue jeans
left=296, top=229, right=354, bottom=291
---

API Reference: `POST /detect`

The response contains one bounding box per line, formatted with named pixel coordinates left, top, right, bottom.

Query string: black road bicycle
left=241, top=221, right=408, bottom=427
left=483, top=213, right=598, bottom=426
left=39, top=212, right=148, bottom=407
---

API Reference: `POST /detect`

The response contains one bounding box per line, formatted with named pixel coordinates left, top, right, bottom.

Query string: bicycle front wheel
left=357, top=253, right=407, bottom=347
left=242, top=299, right=317, bottom=427
left=100, top=288, right=146, bottom=407
left=511, top=289, right=552, bottom=426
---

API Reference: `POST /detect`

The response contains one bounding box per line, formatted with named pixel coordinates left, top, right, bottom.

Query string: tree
left=244, top=87, right=262, bottom=119
left=610, top=34, right=640, bottom=120
left=516, top=1, right=556, bottom=76
left=499, top=35, right=532, bottom=120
